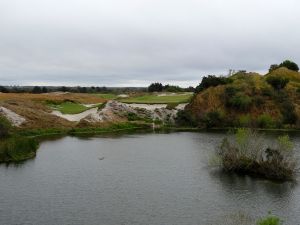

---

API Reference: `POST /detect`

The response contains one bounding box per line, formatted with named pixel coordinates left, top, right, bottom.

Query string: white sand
left=0, top=107, right=26, bottom=126
left=51, top=108, right=98, bottom=122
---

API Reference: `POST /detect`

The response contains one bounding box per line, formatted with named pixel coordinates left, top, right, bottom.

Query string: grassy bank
left=0, top=136, right=39, bottom=163
left=16, top=122, right=152, bottom=137
left=0, top=120, right=152, bottom=163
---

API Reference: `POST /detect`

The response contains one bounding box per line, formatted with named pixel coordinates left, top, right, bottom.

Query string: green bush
left=253, top=96, right=265, bottom=107
left=227, top=94, right=252, bottom=111
left=279, top=59, right=299, bottom=72
left=0, top=116, right=11, bottom=138
left=261, top=87, right=273, bottom=97
left=237, top=114, right=251, bottom=127
left=127, top=112, right=142, bottom=121
left=257, top=114, right=275, bottom=128
left=280, top=101, right=297, bottom=125
left=203, top=110, right=224, bottom=128
left=195, top=75, right=232, bottom=93
left=166, top=102, right=178, bottom=110
left=266, top=76, right=289, bottom=90
left=175, top=110, right=197, bottom=127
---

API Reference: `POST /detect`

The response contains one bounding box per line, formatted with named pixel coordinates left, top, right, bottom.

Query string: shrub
left=225, top=86, right=239, bottom=97
left=203, top=110, right=225, bottom=128
left=237, top=114, right=251, bottom=127
left=261, top=87, right=273, bottom=97
left=195, top=75, right=232, bottom=93
left=0, top=116, right=11, bottom=138
left=279, top=60, right=299, bottom=72
left=166, top=103, right=178, bottom=110
left=280, top=101, right=297, bottom=125
left=127, top=112, right=142, bottom=121
left=257, top=114, right=275, bottom=128
left=175, top=110, right=197, bottom=127
left=269, top=64, right=279, bottom=73
left=227, top=94, right=252, bottom=111
left=214, top=129, right=298, bottom=180
left=253, top=96, right=265, bottom=107
left=266, top=76, right=289, bottom=90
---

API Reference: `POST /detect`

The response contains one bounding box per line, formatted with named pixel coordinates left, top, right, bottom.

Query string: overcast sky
left=1, top=0, right=300, bottom=87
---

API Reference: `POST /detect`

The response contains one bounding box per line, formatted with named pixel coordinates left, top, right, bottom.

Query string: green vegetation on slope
left=184, top=66, right=300, bottom=129
left=121, top=93, right=193, bottom=104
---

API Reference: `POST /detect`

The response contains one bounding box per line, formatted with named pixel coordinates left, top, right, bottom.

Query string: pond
left=0, top=132, right=299, bottom=225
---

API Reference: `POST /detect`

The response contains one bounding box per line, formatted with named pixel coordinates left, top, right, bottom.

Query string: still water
left=0, top=132, right=299, bottom=225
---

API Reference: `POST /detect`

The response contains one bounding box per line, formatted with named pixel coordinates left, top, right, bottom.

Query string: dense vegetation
left=0, top=118, right=39, bottom=163
left=0, top=137, right=39, bottom=163
left=269, top=60, right=299, bottom=72
left=195, top=75, right=232, bottom=93
left=183, top=62, right=300, bottom=129
left=0, top=115, right=11, bottom=138
left=147, top=82, right=194, bottom=92
left=213, top=129, right=298, bottom=181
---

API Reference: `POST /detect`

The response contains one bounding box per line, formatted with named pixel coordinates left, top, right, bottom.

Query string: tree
left=195, top=75, right=231, bottom=93
left=148, top=83, right=163, bottom=92
left=269, top=64, right=279, bottom=73
left=31, top=86, right=42, bottom=94
left=266, top=76, right=289, bottom=90
left=279, top=60, right=299, bottom=72
left=42, top=87, right=48, bottom=93
left=0, top=86, right=9, bottom=93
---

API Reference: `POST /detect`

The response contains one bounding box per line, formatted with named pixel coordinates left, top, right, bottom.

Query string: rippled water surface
left=0, top=132, right=300, bottom=225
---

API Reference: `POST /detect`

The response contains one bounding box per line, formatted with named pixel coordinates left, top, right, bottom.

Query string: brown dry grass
left=0, top=92, right=106, bottom=104
left=1, top=99, right=75, bottom=129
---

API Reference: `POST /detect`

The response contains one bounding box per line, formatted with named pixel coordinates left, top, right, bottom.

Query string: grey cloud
left=1, top=0, right=300, bottom=87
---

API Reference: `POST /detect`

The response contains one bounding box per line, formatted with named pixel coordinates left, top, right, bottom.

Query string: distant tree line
left=194, top=75, right=232, bottom=93
left=148, top=83, right=194, bottom=92
left=0, top=86, right=147, bottom=94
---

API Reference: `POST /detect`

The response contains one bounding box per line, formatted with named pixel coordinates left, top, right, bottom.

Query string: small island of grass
left=212, top=129, right=299, bottom=181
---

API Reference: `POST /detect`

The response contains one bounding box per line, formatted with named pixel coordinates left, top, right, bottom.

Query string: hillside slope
left=184, top=68, right=300, bottom=129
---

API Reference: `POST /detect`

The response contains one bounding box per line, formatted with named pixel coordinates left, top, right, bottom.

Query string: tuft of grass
left=257, top=214, right=282, bottom=225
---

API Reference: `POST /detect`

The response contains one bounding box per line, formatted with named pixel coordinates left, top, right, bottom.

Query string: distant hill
left=181, top=68, right=300, bottom=129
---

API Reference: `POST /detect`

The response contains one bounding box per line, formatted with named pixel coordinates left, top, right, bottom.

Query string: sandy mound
left=51, top=101, right=187, bottom=124
left=0, top=106, right=26, bottom=127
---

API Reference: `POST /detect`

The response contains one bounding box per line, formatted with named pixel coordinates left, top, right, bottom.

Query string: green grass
left=94, top=93, right=118, bottom=100
left=50, top=102, right=101, bottom=114
left=120, top=93, right=193, bottom=104
left=17, top=122, right=152, bottom=137
left=0, top=136, right=39, bottom=163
